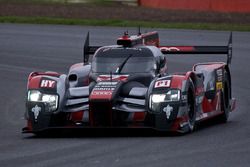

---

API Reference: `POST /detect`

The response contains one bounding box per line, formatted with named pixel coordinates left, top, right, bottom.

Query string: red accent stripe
left=133, top=112, right=145, bottom=122
left=71, top=111, right=84, bottom=122
left=27, top=120, right=33, bottom=131
left=89, top=90, right=113, bottom=101
left=171, top=115, right=189, bottom=131
left=28, top=72, right=60, bottom=89
left=202, top=94, right=219, bottom=113
left=170, top=75, right=185, bottom=89
left=160, top=46, right=195, bottom=52
left=28, top=76, right=42, bottom=89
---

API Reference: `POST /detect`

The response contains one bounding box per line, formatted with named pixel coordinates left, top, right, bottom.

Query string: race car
left=22, top=30, right=236, bottom=134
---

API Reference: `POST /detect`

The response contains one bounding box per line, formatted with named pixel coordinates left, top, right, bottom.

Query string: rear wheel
left=218, top=71, right=230, bottom=123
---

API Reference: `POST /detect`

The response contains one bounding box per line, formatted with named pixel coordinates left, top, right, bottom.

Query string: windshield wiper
left=115, top=54, right=133, bottom=74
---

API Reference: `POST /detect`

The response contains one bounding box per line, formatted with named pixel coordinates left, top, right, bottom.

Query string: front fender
left=27, top=72, right=67, bottom=113
left=146, top=74, right=195, bottom=131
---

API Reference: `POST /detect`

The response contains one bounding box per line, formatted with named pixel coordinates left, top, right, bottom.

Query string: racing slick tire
left=218, top=71, right=230, bottom=123
left=186, top=79, right=196, bottom=133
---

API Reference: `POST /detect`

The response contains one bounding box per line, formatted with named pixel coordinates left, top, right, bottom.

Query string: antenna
left=124, top=30, right=129, bottom=37
left=138, top=26, right=141, bottom=35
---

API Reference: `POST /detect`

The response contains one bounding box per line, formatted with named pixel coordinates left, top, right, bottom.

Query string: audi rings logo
left=160, top=47, right=180, bottom=52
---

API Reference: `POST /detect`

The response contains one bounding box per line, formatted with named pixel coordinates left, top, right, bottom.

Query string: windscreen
left=91, top=48, right=155, bottom=74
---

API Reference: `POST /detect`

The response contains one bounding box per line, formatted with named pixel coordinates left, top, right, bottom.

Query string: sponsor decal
left=90, top=90, right=113, bottom=100
left=93, top=87, right=115, bottom=91
left=90, top=81, right=118, bottom=99
left=93, top=81, right=117, bottom=91
left=97, top=82, right=118, bottom=86
left=216, top=82, right=223, bottom=90
left=163, top=105, right=173, bottom=119
left=40, top=80, right=56, bottom=88
left=216, top=69, right=223, bottom=76
left=208, top=81, right=215, bottom=90
left=154, top=80, right=171, bottom=88
left=216, top=69, right=223, bottom=82
left=92, top=91, right=112, bottom=95
left=31, top=105, right=41, bottom=120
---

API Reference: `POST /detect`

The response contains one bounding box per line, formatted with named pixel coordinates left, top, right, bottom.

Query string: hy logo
left=32, top=105, right=41, bottom=120
left=40, top=80, right=56, bottom=88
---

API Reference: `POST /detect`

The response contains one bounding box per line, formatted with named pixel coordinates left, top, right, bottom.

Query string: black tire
left=218, top=71, right=230, bottom=123
left=186, top=79, right=196, bottom=132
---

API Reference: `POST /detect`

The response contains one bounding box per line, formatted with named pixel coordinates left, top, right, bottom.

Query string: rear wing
left=83, top=32, right=101, bottom=64
left=84, top=31, right=232, bottom=65
left=160, top=32, right=232, bottom=64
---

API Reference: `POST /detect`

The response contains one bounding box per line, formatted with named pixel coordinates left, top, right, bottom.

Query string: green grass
left=0, top=0, right=115, bottom=4
left=0, top=0, right=64, bottom=3
left=1, top=16, right=250, bottom=31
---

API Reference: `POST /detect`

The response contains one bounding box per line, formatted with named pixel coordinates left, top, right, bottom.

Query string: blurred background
left=0, top=0, right=250, bottom=30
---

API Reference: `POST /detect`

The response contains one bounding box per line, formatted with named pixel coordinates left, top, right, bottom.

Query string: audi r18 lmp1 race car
left=22, top=30, right=236, bottom=134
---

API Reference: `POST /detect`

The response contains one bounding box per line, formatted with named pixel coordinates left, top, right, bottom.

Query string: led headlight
left=151, top=94, right=166, bottom=103
left=151, top=90, right=180, bottom=103
left=28, top=90, right=58, bottom=111
left=28, top=90, right=41, bottom=102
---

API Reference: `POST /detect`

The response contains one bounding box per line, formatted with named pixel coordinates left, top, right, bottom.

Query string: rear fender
left=193, top=62, right=229, bottom=98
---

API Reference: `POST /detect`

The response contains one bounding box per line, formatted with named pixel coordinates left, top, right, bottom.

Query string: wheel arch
left=184, top=71, right=197, bottom=93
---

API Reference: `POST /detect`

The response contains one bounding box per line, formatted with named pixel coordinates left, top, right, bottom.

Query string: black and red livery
left=23, top=30, right=236, bottom=134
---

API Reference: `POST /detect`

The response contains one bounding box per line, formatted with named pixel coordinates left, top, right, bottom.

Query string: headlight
left=28, top=90, right=41, bottom=102
left=151, top=94, right=166, bottom=103
left=27, top=90, right=58, bottom=111
left=151, top=90, right=180, bottom=103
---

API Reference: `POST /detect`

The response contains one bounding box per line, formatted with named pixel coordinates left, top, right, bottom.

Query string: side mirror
left=156, top=56, right=166, bottom=76
left=159, top=56, right=166, bottom=69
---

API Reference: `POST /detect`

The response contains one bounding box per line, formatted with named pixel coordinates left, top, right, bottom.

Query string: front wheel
left=186, top=80, right=196, bottom=132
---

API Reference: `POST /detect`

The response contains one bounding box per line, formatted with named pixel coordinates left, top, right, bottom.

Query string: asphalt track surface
left=0, top=23, right=250, bottom=167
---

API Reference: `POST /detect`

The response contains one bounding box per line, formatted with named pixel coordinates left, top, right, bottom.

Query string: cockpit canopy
left=91, top=47, right=157, bottom=74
